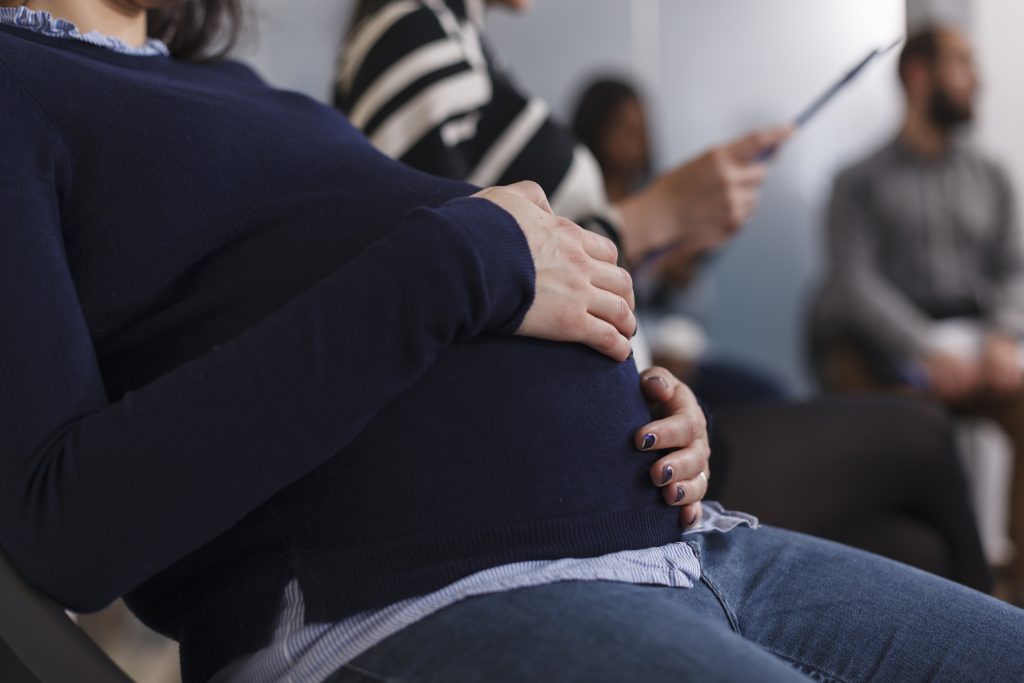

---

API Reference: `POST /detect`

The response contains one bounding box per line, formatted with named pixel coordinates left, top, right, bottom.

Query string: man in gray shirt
left=814, top=25, right=1024, bottom=601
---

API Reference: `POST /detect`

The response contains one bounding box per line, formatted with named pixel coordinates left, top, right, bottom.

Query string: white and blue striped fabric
left=213, top=503, right=757, bottom=683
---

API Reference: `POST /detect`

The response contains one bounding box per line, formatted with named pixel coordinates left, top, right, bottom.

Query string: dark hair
left=571, top=77, right=641, bottom=172
left=147, top=0, right=245, bottom=61
left=898, top=27, right=944, bottom=87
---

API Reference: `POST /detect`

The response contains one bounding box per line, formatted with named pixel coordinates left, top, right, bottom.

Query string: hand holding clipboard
left=634, top=37, right=904, bottom=272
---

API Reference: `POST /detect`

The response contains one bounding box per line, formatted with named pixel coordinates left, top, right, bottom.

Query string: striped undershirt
left=215, top=503, right=757, bottom=683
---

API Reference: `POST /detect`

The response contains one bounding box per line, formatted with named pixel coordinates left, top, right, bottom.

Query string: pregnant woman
left=0, top=2, right=1021, bottom=683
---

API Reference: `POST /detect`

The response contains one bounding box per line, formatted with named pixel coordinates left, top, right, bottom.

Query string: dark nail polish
left=675, top=485, right=686, bottom=503
left=645, top=376, right=670, bottom=390
left=641, top=433, right=657, bottom=450
left=660, top=465, right=673, bottom=485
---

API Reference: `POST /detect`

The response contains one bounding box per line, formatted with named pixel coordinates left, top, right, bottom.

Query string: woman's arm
left=0, top=192, right=532, bottom=614
left=0, top=62, right=638, bottom=613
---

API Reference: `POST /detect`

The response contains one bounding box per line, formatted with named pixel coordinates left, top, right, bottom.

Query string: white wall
left=233, top=0, right=353, bottom=102
left=973, top=0, right=1024, bottom=202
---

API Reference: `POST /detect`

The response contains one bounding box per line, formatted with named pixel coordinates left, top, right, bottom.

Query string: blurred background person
left=572, top=76, right=788, bottom=412
left=335, top=0, right=992, bottom=593
left=571, top=78, right=653, bottom=204
left=812, top=25, right=1024, bottom=604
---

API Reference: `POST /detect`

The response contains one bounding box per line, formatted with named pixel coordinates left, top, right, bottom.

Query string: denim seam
left=686, top=539, right=741, bottom=634
left=761, top=645, right=852, bottom=683
left=698, top=573, right=740, bottom=633
left=336, top=662, right=396, bottom=683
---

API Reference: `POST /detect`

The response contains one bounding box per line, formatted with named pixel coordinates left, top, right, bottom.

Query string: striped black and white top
left=335, top=0, right=621, bottom=242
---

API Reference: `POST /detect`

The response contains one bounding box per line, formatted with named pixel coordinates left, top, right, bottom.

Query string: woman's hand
left=616, top=126, right=793, bottom=264
left=634, top=367, right=710, bottom=528
left=474, top=182, right=636, bottom=362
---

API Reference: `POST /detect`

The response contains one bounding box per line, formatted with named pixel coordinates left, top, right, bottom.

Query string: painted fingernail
left=660, top=465, right=673, bottom=486
left=645, top=376, right=670, bottom=390
left=675, top=485, right=686, bottom=503
left=641, top=433, right=657, bottom=450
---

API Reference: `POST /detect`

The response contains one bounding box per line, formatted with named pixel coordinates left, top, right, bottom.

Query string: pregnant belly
left=286, top=335, right=666, bottom=544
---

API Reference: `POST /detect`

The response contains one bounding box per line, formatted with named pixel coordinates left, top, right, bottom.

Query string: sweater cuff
left=435, top=197, right=536, bottom=335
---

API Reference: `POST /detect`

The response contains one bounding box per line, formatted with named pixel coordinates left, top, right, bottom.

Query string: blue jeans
left=327, top=526, right=1024, bottom=682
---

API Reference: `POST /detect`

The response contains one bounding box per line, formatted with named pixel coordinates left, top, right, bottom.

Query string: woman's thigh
left=327, top=578, right=812, bottom=683
left=695, top=526, right=1024, bottom=682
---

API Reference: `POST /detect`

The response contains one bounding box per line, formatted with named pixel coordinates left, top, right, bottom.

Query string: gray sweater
left=820, top=137, right=1024, bottom=358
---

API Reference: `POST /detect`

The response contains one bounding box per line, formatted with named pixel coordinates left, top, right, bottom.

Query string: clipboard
left=756, top=37, right=904, bottom=160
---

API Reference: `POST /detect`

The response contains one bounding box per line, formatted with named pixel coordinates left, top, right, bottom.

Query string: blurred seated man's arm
left=982, top=165, right=1024, bottom=396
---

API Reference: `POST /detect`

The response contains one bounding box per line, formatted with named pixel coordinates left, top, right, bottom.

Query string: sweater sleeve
left=0, top=69, right=535, bottom=612
left=824, top=169, right=933, bottom=358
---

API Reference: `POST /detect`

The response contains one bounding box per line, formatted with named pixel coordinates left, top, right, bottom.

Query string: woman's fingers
left=648, top=444, right=710, bottom=488
left=587, top=287, right=636, bottom=340
left=635, top=392, right=705, bottom=449
left=639, top=368, right=674, bottom=403
left=661, top=467, right=709, bottom=508
left=478, top=182, right=637, bottom=362
left=729, top=162, right=769, bottom=189
left=577, top=225, right=620, bottom=265
left=680, top=502, right=703, bottom=528
left=581, top=316, right=633, bottom=362
left=590, top=261, right=635, bottom=312
left=503, top=180, right=554, bottom=214
left=728, top=125, right=794, bottom=161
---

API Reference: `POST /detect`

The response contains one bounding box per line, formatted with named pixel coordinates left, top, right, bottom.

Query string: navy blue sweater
left=0, top=24, right=679, bottom=682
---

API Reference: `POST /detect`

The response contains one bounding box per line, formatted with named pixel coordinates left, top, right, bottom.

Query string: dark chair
left=0, top=546, right=132, bottom=682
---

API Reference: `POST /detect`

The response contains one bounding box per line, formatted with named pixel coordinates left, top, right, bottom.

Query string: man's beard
left=928, top=86, right=973, bottom=130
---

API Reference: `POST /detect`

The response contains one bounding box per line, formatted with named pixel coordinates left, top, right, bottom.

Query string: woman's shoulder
left=0, top=24, right=77, bottom=102
left=0, top=29, right=43, bottom=108
left=0, top=31, right=68, bottom=157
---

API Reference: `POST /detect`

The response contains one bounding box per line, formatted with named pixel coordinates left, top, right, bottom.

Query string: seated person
left=813, top=25, right=1024, bottom=602
left=336, top=0, right=992, bottom=590
left=1, top=3, right=1022, bottom=683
